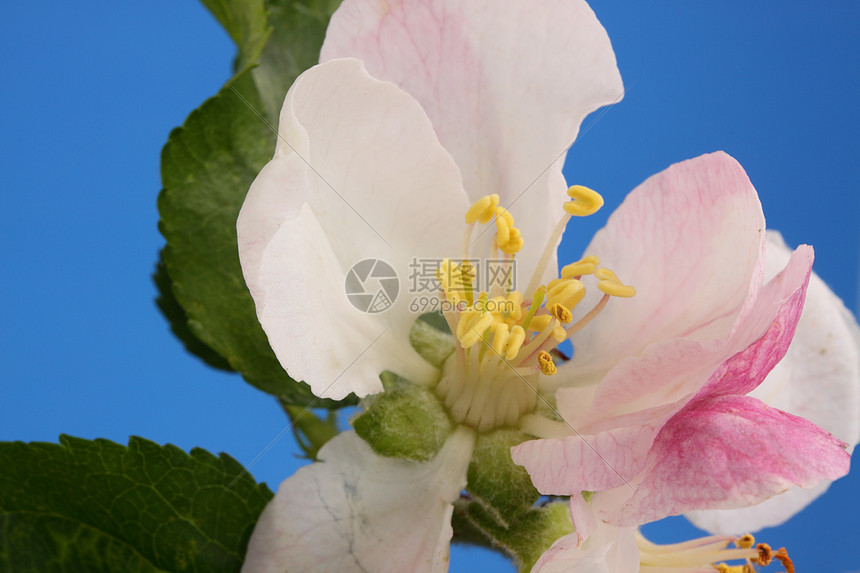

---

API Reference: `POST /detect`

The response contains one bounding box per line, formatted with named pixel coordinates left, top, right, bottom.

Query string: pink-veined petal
left=687, top=234, right=860, bottom=533
left=601, top=396, right=849, bottom=527
left=322, top=0, right=623, bottom=285
left=242, top=428, right=475, bottom=573
left=569, top=492, right=598, bottom=546
left=238, top=58, right=472, bottom=398
left=521, top=246, right=815, bottom=499
left=511, top=424, right=657, bottom=495
left=560, top=246, right=811, bottom=431
left=568, top=152, right=766, bottom=384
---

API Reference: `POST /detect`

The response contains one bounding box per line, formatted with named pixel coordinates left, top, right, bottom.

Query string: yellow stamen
left=505, top=325, right=526, bottom=360
left=715, top=565, right=748, bottom=573
left=561, top=255, right=601, bottom=278
left=538, top=350, right=557, bottom=375
left=495, top=213, right=511, bottom=246
left=546, top=278, right=586, bottom=309
left=528, top=314, right=553, bottom=331
left=527, top=311, right=567, bottom=343
left=564, top=185, right=604, bottom=217
left=548, top=303, right=572, bottom=324
left=595, top=268, right=636, bottom=298
left=737, top=534, right=755, bottom=550
left=499, top=227, right=523, bottom=254
left=492, top=323, right=510, bottom=356
left=495, top=206, right=514, bottom=227
left=457, top=310, right=494, bottom=348
left=521, top=287, right=545, bottom=330
left=465, top=194, right=500, bottom=224
left=505, top=291, right=523, bottom=320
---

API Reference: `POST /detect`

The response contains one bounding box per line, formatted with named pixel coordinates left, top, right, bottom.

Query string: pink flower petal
left=688, top=233, right=860, bottom=534
left=566, top=152, right=766, bottom=384
left=510, top=424, right=658, bottom=494
left=696, top=244, right=813, bottom=399
left=519, top=246, right=816, bottom=499
left=322, top=0, right=623, bottom=285
left=602, top=396, right=849, bottom=527
left=569, top=492, right=598, bottom=546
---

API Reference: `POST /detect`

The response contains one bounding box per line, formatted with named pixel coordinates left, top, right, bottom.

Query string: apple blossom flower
left=236, top=0, right=860, bottom=570
left=238, top=0, right=624, bottom=570
left=509, top=155, right=859, bottom=534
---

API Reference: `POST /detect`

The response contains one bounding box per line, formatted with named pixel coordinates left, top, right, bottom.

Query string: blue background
left=1, top=2, right=858, bottom=571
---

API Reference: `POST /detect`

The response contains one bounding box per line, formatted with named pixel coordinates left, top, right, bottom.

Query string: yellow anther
left=437, top=259, right=477, bottom=305
left=548, top=303, right=572, bottom=324
left=495, top=213, right=511, bottom=246
left=715, top=565, right=747, bottom=573
left=495, top=206, right=514, bottom=227
left=594, top=268, right=619, bottom=281
left=561, top=255, right=601, bottom=279
left=595, top=268, right=636, bottom=298
left=527, top=314, right=566, bottom=342
left=492, top=323, right=510, bottom=356
left=498, top=227, right=523, bottom=254
left=538, top=350, right=557, bottom=375
left=465, top=194, right=500, bottom=224
left=505, top=325, right=526, bottom=360
left=737, top=534, right=755, bottom=550
left=528, top=314, right=553, bottom=331
left=564, top=185, right=604, bottom=217
left=458, top=310, right=495, bottom=348
left=546, top=279, right=586, bottom=309
left=505, top=291, right=524, bottom=320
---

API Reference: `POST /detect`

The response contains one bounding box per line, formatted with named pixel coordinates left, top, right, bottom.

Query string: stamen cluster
left=433, top=187, right=635, bottom=431
left=637, top=531, right=794, bottom=573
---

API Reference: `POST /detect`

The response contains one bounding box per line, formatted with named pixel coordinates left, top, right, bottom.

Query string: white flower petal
left=322, top=0, right=623, bottom=285
left=238, top=58, right=472, bottom=397
left=242, top=428, right=475, bottom=573
left=687, top=232, right=860, bottom=534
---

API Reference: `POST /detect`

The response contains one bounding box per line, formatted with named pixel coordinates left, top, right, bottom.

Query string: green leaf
left=467, top=429, right=540, bottom=527
left=460, top=500, right=574, bottom=573
left=252, top=0, right=344, bottom=121
left=157, top=0, right=351, bottom=406
left=153, top=252, right=233, bottom=372
left=0, top=435, right=273, bottom=572
left=159, top=69, right=330, bottom=405
left=199, top=0, right=269, bottom=73
left=353, top=372, right=453, bottom=461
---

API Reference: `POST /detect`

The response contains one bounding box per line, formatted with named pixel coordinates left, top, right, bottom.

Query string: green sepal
left=409, top=311, right=456, bottom=368
left=0, top=435, right=273, bottom=572
left=459, top=500, right=574, bottom=573
left=352, top=371, right=452, bottom=461
left=467, top=429, right=540, bottom=527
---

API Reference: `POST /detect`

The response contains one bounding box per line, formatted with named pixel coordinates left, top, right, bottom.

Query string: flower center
left=636, top=531, right=794, bottom=572
left=432, top=187, right=635, bottom=432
